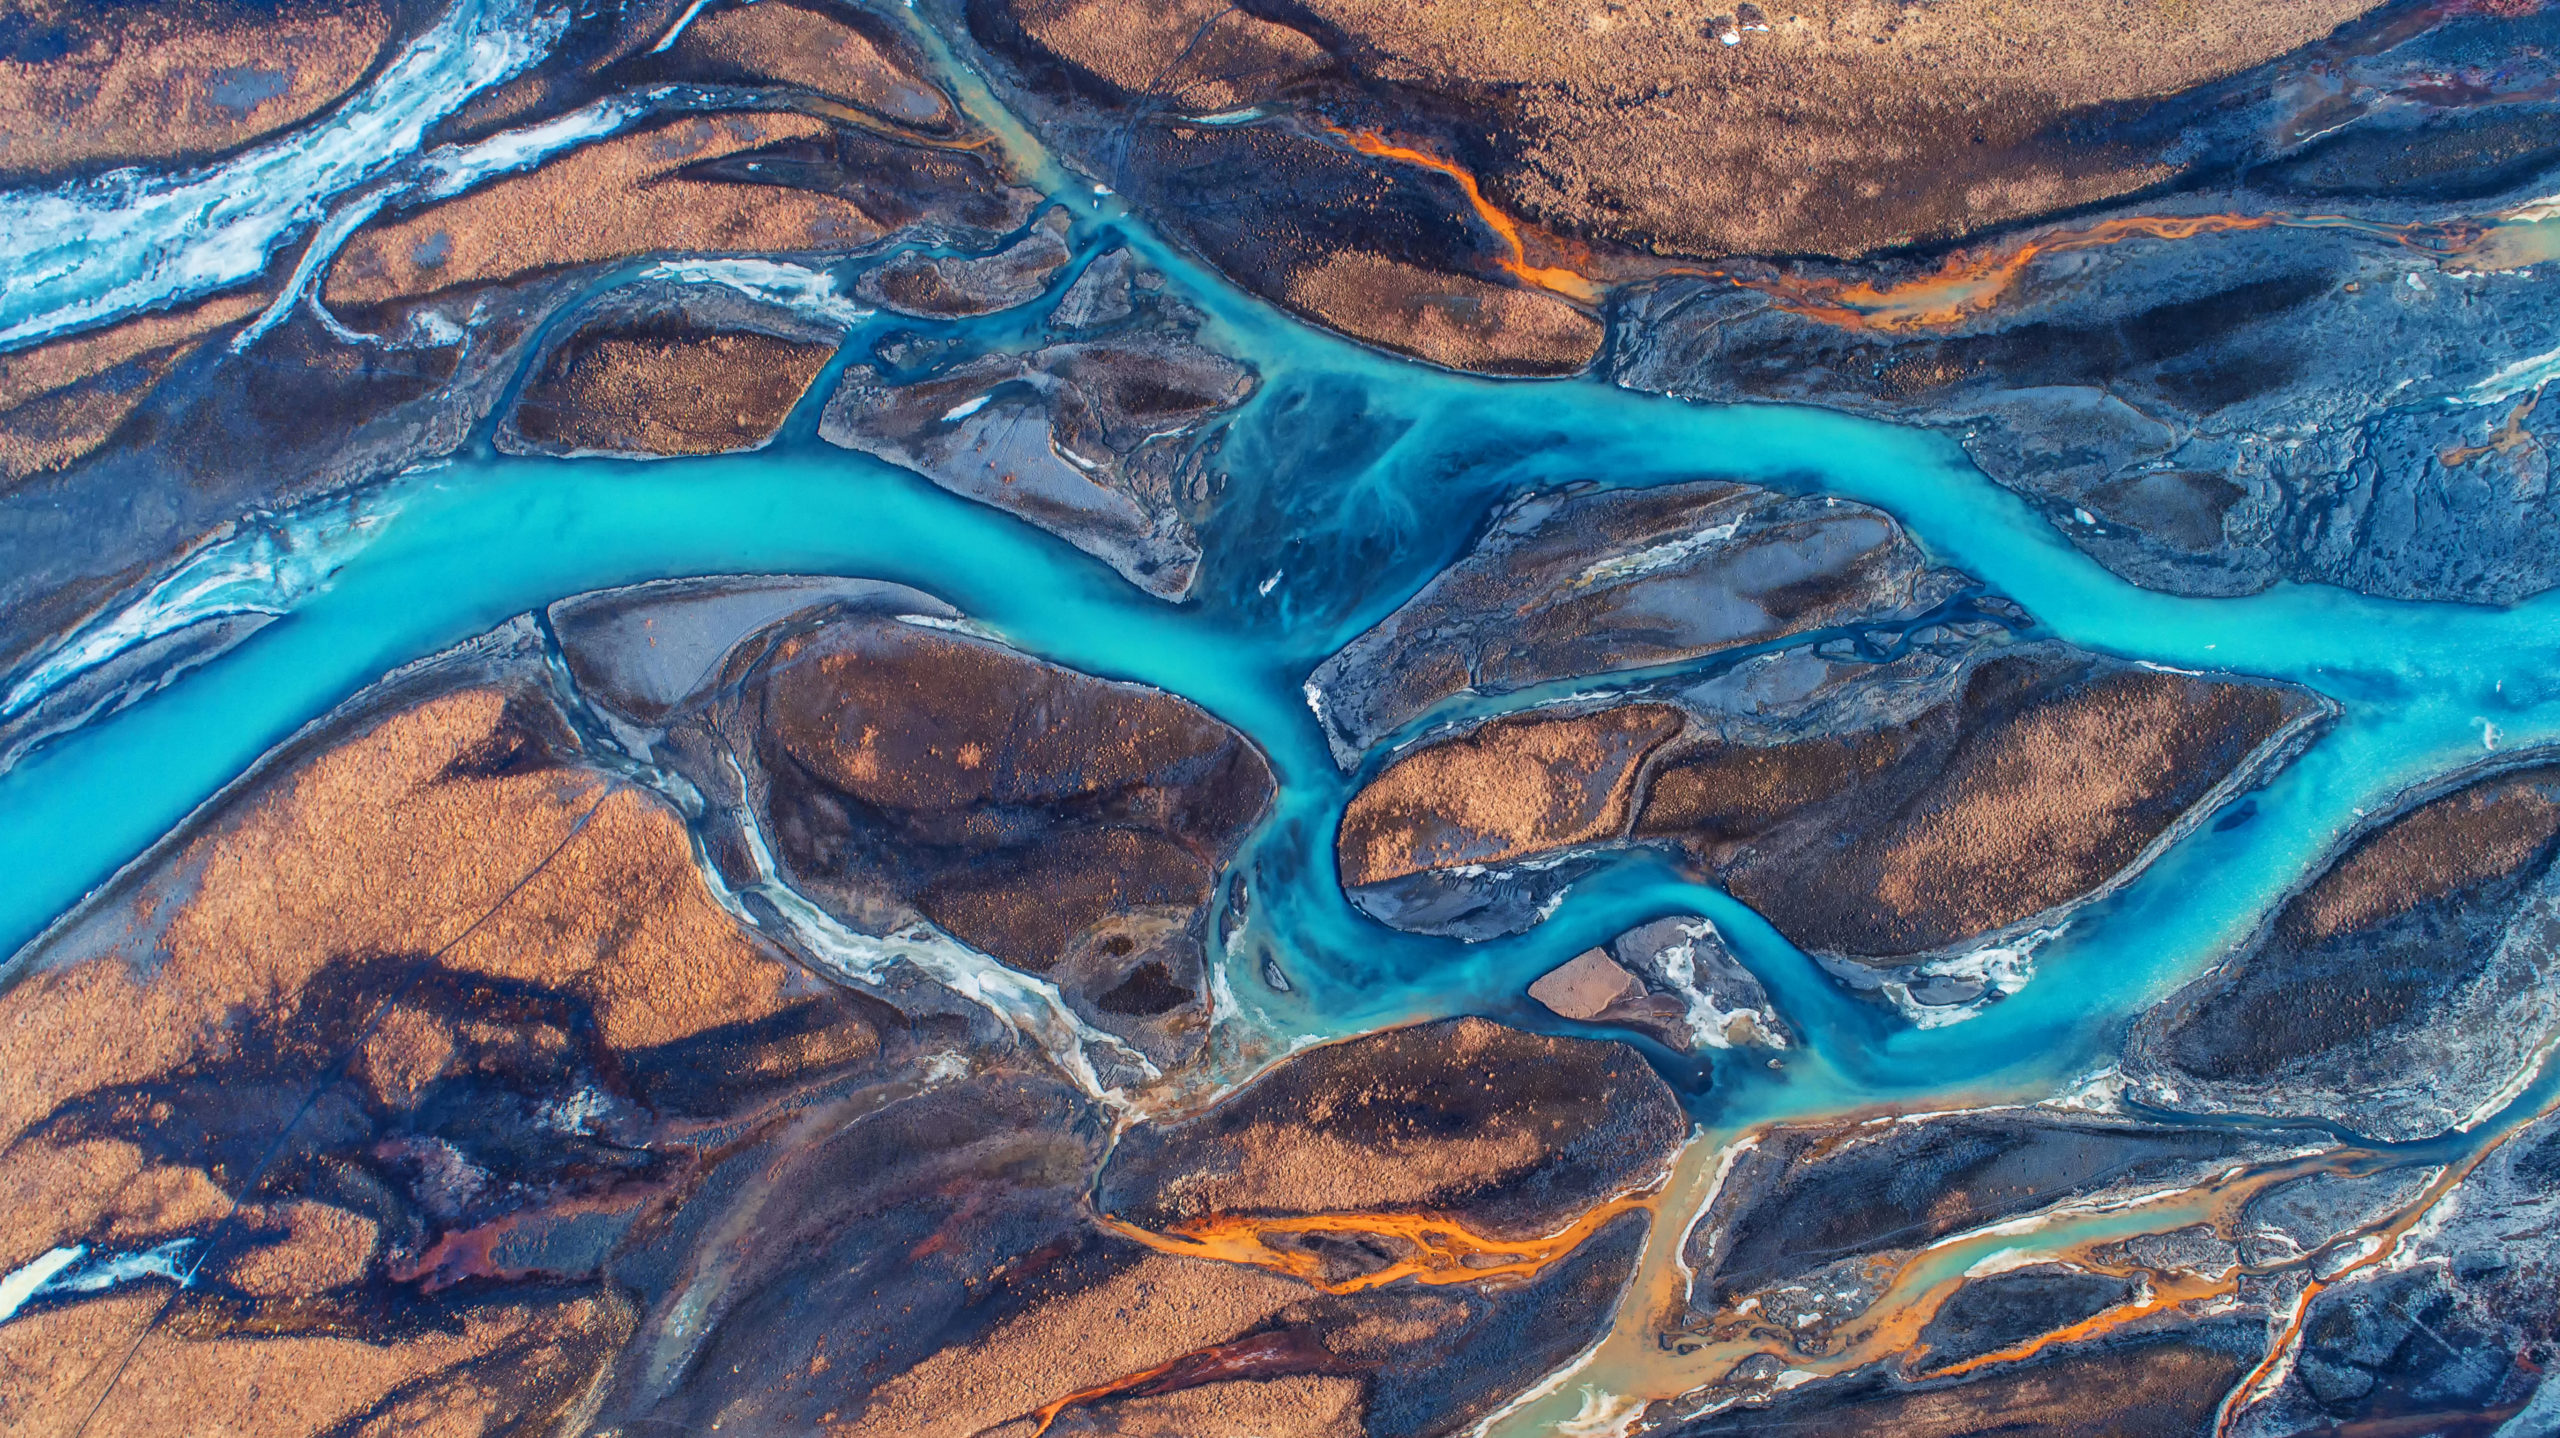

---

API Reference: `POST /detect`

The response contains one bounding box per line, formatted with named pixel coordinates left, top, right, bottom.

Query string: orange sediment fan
left=1311, top=120, right=1607, bottom=306
left=1094, top=1185, right=1664, bottom=1296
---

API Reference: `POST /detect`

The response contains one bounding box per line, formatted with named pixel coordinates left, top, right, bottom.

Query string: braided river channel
left=6, top=26, right=2560, bottom=1433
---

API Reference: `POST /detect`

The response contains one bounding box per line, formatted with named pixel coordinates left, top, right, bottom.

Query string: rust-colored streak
left=1755, top=213, right=2299, bottom=331
left=1296, top=121, right=2508, bottom=337
left=1314, top=120, right=1605, bottom=304
left=2211, top=1136, right=2508, bottom=1438
left=1920, top=1270, right=2230, bottom=1379
left=1010, top=1327, right=1351, bottom=1438
left=2442, top=384, right=2547, bottom=467
left=1096, top=1186, right=1660, bottom=1296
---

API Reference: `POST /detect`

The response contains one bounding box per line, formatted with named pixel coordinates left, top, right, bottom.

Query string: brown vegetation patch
left=1640, top=657, right=2312, bottom=957
left=2283, top=766, right=2560, bottom=944
left=1865, top=668, right=2297, bottom=943
left=1011, top=0, right=1328, bottom=112
left=836, top=1254, right=1314, bottom=1438
left=506, top=324, right=834, bottom=456
left=764, top=621, right=1257, bottom=820
left=0, top=684, right=808, bottom=1278
left=0, top=0, right=403, bottom=180
left=1272, top=0, right=2377, bottom=258
left=1099, top=1017, right=1683, bottom=1235
left=1041, top=1374, right=1366, bottom=1438
left=1287, top=250, right=1601, bottom=376
left=1639, top=727, right=1914, bottom=852
left=0, top=1288, right=631, bottom=1437
left=754, top=618, right=1270, bottom=1001
left=668, top=0, right=957, bottom=130
left=326, top=112, right=885, bottom=307
left=0, top=290, right=267, bottom=484
left=1338, top=705, right=1683, bottom=886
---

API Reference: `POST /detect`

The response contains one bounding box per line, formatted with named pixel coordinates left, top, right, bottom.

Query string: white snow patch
left=649, top=0, right=712, bottom=52
left=643, top=255, right=871, bottom=328
left=0, top=1240, right=194, bottom=1325
left=0, top=0, right=566, bottom=349
left=0, top=1248, right=85, bottom=1324
left=2, top=484, right=406, bottom=723
left=1649, top=918, right=1785, bottom=1050
left=1573, top=520, right=1742, bottom=589
left=536, top=1086, right=613, bottom=1135
left=1878, top=925, right=2061, bottom=1029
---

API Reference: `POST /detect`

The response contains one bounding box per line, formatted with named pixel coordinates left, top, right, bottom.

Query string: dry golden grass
left=0, top=290, right=268, bottom=483
left=1288, top=0, right=2376, bottom=255
left=671, top=0, right=956, bottom=127
left=1287, top=251, right=1603, bottom=375
left=0, top=0, right=399, bottom=178
left=326, top=113, right=886, bottom=307
left=1337, top=706, right=1684, bottom=885
left=1872, top=674, right=2288, bottom=937
left=2286, top=768, right=2560, bottom=943
left=832, top=1253, right=1313, bottom=1438
left=510, top=328, right=833, bottom=456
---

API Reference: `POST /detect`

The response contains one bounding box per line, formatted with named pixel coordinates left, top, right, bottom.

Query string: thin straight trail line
left=61, top=789, right=610, bottom=1438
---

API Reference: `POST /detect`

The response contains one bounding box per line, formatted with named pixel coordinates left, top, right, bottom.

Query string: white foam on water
left=0, top=0, right=567, bottom=351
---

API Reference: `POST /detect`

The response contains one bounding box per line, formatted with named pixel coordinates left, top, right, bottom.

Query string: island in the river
left=3, top=0, right=2559, bottom=1435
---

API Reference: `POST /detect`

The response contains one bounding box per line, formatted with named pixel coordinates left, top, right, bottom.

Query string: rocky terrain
left=1306, top=480, right=1964, bottom=767
left=1527, top=916, right=1791, bottom=1054
left=819, top=238, right=1255, bottom=598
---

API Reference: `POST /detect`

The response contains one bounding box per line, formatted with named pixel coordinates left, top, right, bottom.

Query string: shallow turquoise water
left=10, top=220, right=2560, bottom=1139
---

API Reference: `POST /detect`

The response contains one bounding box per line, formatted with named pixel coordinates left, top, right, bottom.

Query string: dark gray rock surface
left=1307, top=480, right=1963, bottom=768
left=820, top=251, right=1256, bottom=599
left=2231, top=1109, right=2560, bottom=1438
left=1612, top=216, right=2560, bottom=606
